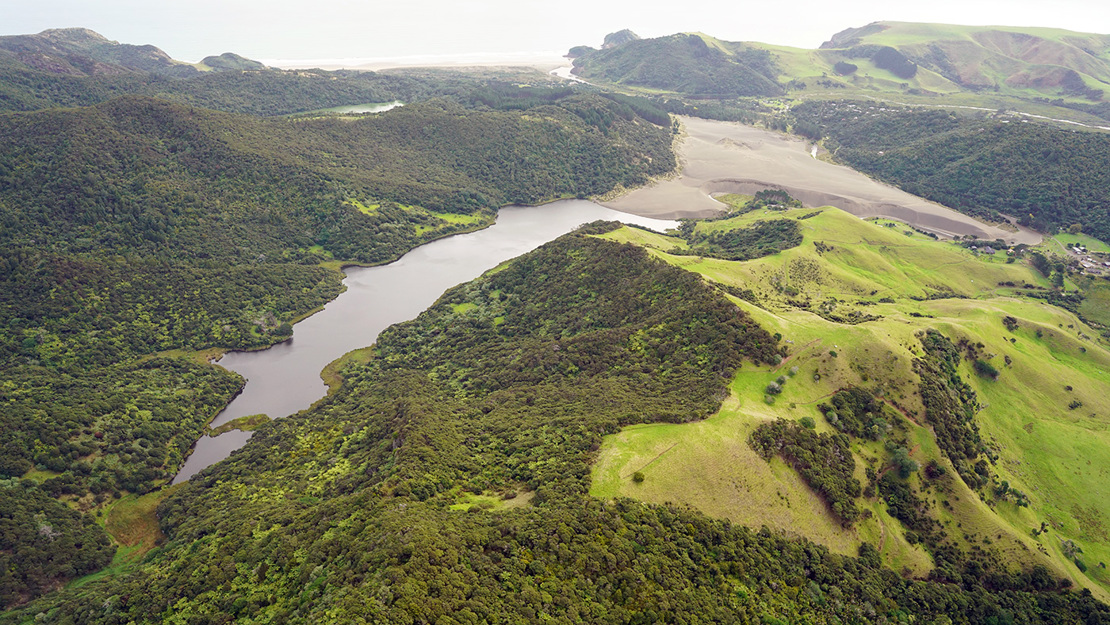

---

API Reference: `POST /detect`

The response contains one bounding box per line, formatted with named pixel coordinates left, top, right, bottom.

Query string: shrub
left=750, top=420, right=861, bottom=525
left=973, top=359, right=999, bottom=380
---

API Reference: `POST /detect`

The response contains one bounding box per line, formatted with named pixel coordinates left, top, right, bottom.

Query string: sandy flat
left=605, top=116, right=1041, bottom=244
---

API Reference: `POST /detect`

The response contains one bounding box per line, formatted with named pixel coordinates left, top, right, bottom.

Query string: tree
left=1029, top=251, right=1052, bottom=277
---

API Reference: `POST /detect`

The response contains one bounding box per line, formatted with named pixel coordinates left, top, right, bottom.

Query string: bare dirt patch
left=605, top=116, right=1041, bottom=244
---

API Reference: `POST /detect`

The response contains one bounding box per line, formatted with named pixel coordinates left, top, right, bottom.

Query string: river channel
left=173, top=200, right=677, bottom=483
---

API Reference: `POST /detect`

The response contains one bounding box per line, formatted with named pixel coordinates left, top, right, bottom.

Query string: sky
left=5, top=0, right=1110, bottom=65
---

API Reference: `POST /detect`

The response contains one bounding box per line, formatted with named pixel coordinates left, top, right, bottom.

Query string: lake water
left=173, top=200, right=677, bottom=483
left=298, top=101, right=404, bottom=115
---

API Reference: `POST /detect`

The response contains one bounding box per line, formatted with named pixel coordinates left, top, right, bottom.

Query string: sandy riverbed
left=605, top=116, right=1041, bottom=245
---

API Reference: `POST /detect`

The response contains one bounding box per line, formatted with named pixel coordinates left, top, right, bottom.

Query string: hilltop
left=197, top=52, right=267, bottom=72
left=0, top=28, right=436, bottom=116
left=819, top=21, right=1110, bottom=99
left=570, top=32, right=784, bottom=97
left=0, top=28, right=267, bottom=77
left=568, top=22, right=1110, bottom=122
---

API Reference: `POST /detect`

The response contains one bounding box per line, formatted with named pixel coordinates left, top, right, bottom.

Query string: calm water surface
left=316, top=101, right=403, bottom=114
left=174, top=200, right=676, bottom=482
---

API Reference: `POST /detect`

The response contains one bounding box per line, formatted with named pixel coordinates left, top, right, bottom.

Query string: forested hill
left=0, top=53, right=430, bottom=116
left=7, top=230, right=1108, bottom=623
left=0, top=93, right=674, bottom=607
left=792, top=100, right=1110, bottom=242
left=0, top=28, right=428, bottom=116
left=570, top=33, right=784, bottom=97
left=0, top=94, right=673, bottom=264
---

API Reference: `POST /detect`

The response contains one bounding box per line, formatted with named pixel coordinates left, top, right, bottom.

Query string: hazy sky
left=6, top=0, right=1110, bottom=64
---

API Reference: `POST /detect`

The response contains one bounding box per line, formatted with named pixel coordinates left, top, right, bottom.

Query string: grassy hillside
left=567, top=23, right=1110, bottom=124
left=6, top=230, right=1107, bottom=623
left=593, top=207, right=1110, bottom=599
left=820, top=22, right=1110, bottom=100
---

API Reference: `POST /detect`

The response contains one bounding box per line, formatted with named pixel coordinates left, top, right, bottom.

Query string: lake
left=173, top=200, right=677, bottom=483
left=295, top=101, right=404, bottom=115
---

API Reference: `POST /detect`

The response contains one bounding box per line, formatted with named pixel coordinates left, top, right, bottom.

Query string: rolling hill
left=6, top=225, right=1109, bottom=622
left=0, top=28, right=256, bottom=77
left=0, top=27, right=189, bottom=76
left=594, top=204, right=1110, bottom=599
left=791, top=100, right=1110, bottom=243
left=570, top=32, right=784, bottom=97
left=569, top=23, right=1110, bottom=122
left=820, top=22, right=1110, bottom=99
left=0, top=28, right=456, bottom=116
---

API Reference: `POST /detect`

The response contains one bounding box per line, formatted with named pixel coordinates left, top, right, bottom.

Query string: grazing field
left=593, top=209, right=1110, bottom=598
left=1050, top=233, right=1110, bottom=254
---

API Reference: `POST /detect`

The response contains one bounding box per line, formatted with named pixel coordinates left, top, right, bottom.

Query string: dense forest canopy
left=571, top=34, right=784, bottom=98
left=0, top=87, right=675, bottom=606
left=793, top=100, right=1110, bottom=243
left=0, top=94, right=673, bottom=261
left=0, top=28, right=457, bottom=116
left=7, top=231, right=1106, bottom=623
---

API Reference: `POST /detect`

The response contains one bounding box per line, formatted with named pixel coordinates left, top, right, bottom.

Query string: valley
left=606, top=115, right=1040, bottom=243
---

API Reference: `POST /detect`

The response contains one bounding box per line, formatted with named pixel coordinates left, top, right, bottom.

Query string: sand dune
left=604, top=116, right=1042, bottom=245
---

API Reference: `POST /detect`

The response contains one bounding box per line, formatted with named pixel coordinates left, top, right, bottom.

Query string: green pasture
left=593, top=208, right=1110, bottom=596
left=1050, top=233, right=1110, bottom=254
left=414, top=210, right=490, bottom=236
